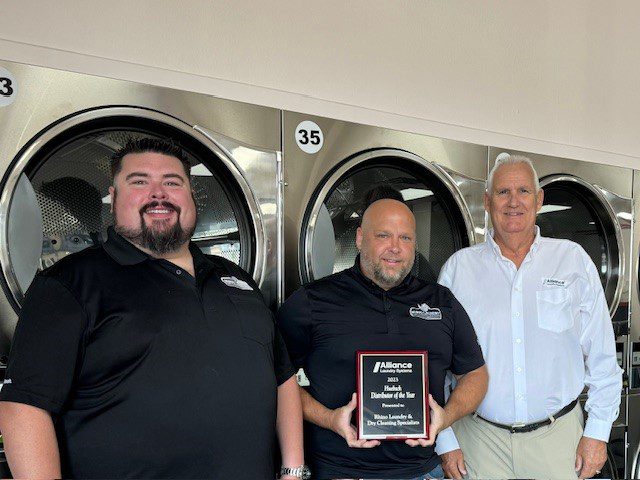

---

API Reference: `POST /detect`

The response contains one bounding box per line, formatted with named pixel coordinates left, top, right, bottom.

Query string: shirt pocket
left=536, top=288, right=574, bottom=333
left=230, top=294, right=274, bottom=346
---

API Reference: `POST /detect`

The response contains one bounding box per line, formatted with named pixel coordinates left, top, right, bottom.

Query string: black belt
left=476, top=399, right=578, bottom=434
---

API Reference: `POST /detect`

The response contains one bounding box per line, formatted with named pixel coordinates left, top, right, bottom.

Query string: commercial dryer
left=282, top=112, right=488, bottom=296
left=0, top=60, right=282, bottom=370
left=627, top=170, right=640, bottom=478
left=490, top=148, right=632, bottom=478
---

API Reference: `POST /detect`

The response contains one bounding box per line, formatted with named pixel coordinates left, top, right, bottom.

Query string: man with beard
left=0, top=138, right=305, bottom=480
left=277, top=198, right=488, bottom=479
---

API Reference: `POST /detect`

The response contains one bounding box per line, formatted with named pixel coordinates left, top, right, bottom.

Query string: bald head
left=356, top=199, right=416, bottom=290
left=360, top=199, right=415, bottom=230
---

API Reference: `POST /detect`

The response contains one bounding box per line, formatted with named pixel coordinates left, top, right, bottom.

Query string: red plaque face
left=356, top=350, right=429, bottom=440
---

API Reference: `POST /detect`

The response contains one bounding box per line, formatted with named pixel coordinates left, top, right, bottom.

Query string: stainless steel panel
left=631, top=172, right=640, bottom=349
left=283, top=111, right=488, bottom=294
left=0, top=62, right=280, bottom=163
left=629, top=393, right=640, bottom=478
left=0, top=60, right=281, bottom=363
left=606, top=425, right=628, bottom=480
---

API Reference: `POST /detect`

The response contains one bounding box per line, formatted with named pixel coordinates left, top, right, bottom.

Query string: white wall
left=1, top=1, right=638, bottom=168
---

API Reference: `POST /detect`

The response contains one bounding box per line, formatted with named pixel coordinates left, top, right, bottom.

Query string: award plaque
left=356, top=350, right=428, bottom=440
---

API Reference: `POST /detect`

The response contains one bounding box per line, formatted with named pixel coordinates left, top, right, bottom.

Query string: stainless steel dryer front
left=0, top=60, right=282, bottom=368
left=283, top=112, right=487, bottom=296
left=627, top=170, right=640, bottom=477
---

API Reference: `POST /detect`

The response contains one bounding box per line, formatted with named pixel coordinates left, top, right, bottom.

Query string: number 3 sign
left=295, top=120, right=324, bottom=154
left=0, top=67, right=17, bottom=107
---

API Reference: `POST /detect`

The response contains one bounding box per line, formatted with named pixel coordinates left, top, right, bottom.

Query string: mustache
left=139, top=201, right=181, bottom=216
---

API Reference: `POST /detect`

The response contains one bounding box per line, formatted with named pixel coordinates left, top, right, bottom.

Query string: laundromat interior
left=1, top=2, right=640, bottom=478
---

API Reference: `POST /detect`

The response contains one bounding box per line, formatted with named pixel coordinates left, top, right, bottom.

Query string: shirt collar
left=189, top=242, right=216, bottom=280
left=349, top=254, right=413, bottom=294
left=103, top=227, right=150, bottom=265
left=486, top=225, right=542, bottom=259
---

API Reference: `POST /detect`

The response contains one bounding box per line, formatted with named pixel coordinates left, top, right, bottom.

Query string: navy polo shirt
left=0, top=227, right=295, bottom=479
left=277, top=259, right=484, bottom=479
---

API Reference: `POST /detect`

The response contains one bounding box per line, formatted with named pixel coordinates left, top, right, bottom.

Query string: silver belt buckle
left=509, top=422, right=526, bottom=433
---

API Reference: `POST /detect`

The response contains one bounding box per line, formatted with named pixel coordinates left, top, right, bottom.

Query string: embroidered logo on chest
left=543, top=278, right=566, bottom=287
left=409, top=303, right=442, bottom=320
left=220, top=276, right=253, bottom=291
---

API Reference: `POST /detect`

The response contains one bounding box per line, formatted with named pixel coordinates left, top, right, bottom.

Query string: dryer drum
left=300, top=152, right=474, bottom=285
left=0, top=108, right=256, bottom=312
left=537, top=175, right=623, bottom=317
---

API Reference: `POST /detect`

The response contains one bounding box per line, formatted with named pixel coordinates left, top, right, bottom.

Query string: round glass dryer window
left=302, top=157, right=471, bottom=284
left=536, top=178, right=620, bottom=310
left=1, top=113, right=254, bottom=309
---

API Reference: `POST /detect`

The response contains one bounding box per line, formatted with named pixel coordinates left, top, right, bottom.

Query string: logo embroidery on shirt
left=409, top=303, right=442, bottom=320
left=2, top=378, right=11, bottom=384
left=543, top=278, right=566, bottom=287
left=220, top=276, right=253, bottom=291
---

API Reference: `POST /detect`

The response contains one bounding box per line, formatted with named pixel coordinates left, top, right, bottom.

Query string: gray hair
left=487, top=152, right=540, bottom=193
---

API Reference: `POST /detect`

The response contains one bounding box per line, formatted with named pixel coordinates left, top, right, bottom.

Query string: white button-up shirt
left=435, top=227, right=622, bottom=454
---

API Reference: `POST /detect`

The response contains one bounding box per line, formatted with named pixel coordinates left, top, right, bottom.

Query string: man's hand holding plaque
left=327, top=393, right=382, bottom=449
left=405, top=394, right=447, bottom=447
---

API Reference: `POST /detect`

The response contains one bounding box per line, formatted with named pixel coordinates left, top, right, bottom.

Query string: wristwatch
left=279, top=464, right=311, bottom=479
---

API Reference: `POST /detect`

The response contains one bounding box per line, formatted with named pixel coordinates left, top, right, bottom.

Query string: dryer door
left=301, top=149, right=478, bottom=284
left=0, top=107, right=264, bottom=354
left=536, top=175, right=630, bottom=327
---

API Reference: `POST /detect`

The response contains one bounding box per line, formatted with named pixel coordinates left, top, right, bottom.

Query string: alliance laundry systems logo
left=409, top=303, right=442, bottom=320
left=372, top=361, right=413, bottom=374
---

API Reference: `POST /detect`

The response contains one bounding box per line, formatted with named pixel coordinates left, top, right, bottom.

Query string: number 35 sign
left=0, top=67, right=17, bottom=107
left=295, top=120, right=324, bottom=154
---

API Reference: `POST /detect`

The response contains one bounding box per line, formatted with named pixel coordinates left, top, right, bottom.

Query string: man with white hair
left=436, top=153, right=622, bottom=479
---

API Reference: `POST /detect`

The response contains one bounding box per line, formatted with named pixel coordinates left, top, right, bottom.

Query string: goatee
left=115, top=200, right=195, bottom=255
left=360, top=249, right=413, bottom=289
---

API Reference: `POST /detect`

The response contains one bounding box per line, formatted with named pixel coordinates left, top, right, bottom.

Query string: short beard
left=360, top=249, right=413, bottom=289
left=113, top=196, right=196, bottom=256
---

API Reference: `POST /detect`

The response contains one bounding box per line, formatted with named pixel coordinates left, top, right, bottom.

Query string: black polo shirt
left=0, top=227, right=295, bottom=479
left=277, top=260, right=484, bottom=480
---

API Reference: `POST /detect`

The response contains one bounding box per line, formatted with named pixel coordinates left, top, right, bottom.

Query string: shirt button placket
left=512, top=271, right=527, bottom=422
left=383, top=294, right=399, bottom=334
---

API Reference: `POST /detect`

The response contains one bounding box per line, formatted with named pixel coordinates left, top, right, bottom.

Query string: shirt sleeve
left=436, top=256, right=480, bottom=452
left=435, top=426, right=461, bottom=455
left=275, top=287, right=313, bottom=370
left=0, top=275, right=86, bottom=414
left=448, top=291, right=485, bottom=376
left=578, top=249, right=623, bottom=442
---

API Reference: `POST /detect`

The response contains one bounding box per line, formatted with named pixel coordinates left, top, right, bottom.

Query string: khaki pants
left=452, top=404, right=584, bottom=479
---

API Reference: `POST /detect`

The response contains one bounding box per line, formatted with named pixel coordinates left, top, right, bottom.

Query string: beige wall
left=0, top=1, right=638, bottom=167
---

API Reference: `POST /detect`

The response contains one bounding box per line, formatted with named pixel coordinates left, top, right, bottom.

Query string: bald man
left=278, top=199, right=488, bottom=480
